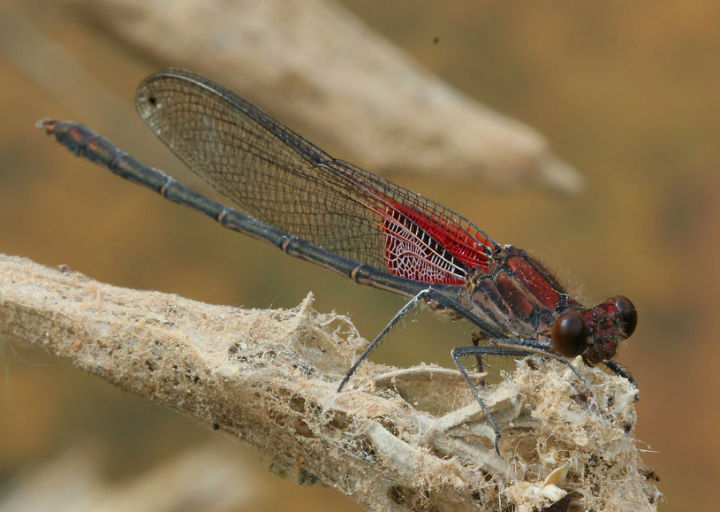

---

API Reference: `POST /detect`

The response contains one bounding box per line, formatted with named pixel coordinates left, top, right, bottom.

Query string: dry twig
left=11, top=0, right=582, bottom=192
left=0, top=254, right=660, bottom=511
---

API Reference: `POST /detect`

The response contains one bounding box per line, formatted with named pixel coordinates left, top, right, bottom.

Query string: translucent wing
left=136, top=69, right=496, bottom=284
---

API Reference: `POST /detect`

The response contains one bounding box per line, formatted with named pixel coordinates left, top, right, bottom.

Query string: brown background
left=1, top=1, right=717, bottom=510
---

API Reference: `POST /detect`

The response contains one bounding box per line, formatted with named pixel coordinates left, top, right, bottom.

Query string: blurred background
left=1, top=1, right=716, bottom=510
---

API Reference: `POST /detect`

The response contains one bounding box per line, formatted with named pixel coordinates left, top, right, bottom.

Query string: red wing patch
left=381, top=199, right=492, bottom=285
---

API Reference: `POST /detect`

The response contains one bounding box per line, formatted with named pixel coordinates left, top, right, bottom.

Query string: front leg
left=604, top=360, right=638, bottom=388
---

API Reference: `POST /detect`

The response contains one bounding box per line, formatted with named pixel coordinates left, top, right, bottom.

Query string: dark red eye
left=613, top=295, right=637, bottom=339
left=551, top=310, right=587, bottom=357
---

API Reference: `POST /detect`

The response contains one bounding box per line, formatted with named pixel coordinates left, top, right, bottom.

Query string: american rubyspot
left=39, top=69, right=637, bottom=454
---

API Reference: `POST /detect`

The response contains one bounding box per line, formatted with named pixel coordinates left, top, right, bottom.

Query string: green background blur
left=2, top=1, right=717, bottom=510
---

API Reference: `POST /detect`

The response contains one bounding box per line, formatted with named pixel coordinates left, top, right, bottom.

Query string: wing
left=135, top=69, right=497, bottom=285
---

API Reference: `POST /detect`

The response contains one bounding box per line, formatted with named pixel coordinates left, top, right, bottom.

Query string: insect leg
left=486, top=338, right=588, bottom=385
left=469, top=332, right=488, bottom=388
left=604, top=360, right=637, bottom=387
left=451, top=344, right=532, bottom=455
left=337, top=288, right=433, bottom=392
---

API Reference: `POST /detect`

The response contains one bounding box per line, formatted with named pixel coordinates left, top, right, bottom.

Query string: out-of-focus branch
left=0, top=254, right=660, bottom=511
left=15, top=0, right=582, bottom=192
left=0, top=445, right=260, bottom=512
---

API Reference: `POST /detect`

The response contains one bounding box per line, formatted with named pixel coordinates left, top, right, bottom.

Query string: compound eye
left=613, top=295, right=637, bottom=338
left=551, top=311, right=587, bottom=357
